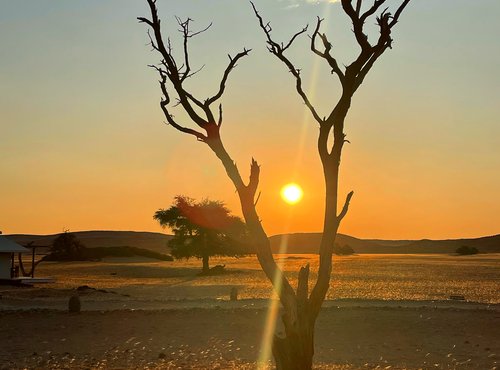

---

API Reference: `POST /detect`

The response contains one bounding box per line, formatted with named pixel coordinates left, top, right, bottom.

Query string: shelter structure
left=0, top=235, right=29, bottom=280
left=0, top=235, right=54, bottom=284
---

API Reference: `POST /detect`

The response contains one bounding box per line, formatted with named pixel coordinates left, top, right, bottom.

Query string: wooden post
left=31, top=247, right=36, bottom=278
left=10, top=253, right=14, bottom=278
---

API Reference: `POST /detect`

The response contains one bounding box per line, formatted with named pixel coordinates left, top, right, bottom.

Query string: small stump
left=230, top=287, right=238, bottom=301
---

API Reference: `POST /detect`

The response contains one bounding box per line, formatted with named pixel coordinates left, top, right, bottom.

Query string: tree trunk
left=272, top=315, right=315, bottom=370
left=208, top=137, right=298, bottom=312
left=202, top=253, right=209, bottom=273
left=201, top=231, right=210, bottom=273
left=271, top=263, right=315, bottom=369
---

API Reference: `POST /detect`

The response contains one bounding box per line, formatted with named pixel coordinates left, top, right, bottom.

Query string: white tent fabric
left=0, top=236, right=29, bottom=253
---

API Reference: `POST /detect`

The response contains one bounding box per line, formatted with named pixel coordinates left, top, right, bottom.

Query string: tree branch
left=140, top=6, right=209, bottom=128
left=360, top=0, right=386, bottom=23
left=207, top=140, right=298, bottom=313
left=343, top=0, right=411, bottom=91
left=353, top=45, right=387, bottom=91
left=337, top=191, right=354, bottom=221
left=206, top=48, right=251, bottom=106
left=341, top=0, right=371, bottom=52
left=141, top=0, right=298, bottom=316
left=137, top=16, right=153, bottom=28
left=282, top=25, right=309, bottom=53
left=247, top=157, right=260, bottom=198
left=310, top=17, right=345, bottom=84
left=296, top=263, right=310, bottom=307
left=390, top=0, right=411, bottom=27
left=175, top=16, right=212, bottom=82
left=155, top=66, right=207, bottom=141
left=217, top=103, right=223, bottom=127
left=140, top=0, right=252, bottom=132
left=355, top=0, right=362, bottom=15
left=251, top=2, right=324, bottom=126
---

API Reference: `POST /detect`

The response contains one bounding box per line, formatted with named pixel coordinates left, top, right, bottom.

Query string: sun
left=280, top=183, right=303, bottom=205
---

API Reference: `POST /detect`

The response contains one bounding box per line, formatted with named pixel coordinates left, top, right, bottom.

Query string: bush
left=44, top=241, right=173, bottom=262
left=84, top=246, right=173, bottom=261
left=333, top=243, right=355, bottom=255
left=456, top=245, right=478, bottom=255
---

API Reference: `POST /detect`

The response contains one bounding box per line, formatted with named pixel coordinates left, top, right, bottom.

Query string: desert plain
left=0, top=253, right=498, bottom=369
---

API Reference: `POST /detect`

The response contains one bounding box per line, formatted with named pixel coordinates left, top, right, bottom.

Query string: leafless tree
left=250, top=1, right=411, bottom=367
left=139, top=0, right=411, bottom=368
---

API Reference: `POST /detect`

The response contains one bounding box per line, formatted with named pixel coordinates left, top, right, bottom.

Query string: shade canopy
left=0, top=236, right=29, bottom=253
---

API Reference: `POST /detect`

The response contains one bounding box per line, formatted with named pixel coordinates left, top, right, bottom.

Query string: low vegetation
left=43, top=232, right=173, bottom=261
left=333, top=244, right=355, bottom=256
left=86, top=246, right=173, bottom=261
left=456, top=245, right=479, bottom=255
left=44, top=245, right=173, bottom=262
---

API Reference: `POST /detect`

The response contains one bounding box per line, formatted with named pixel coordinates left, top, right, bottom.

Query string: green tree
left=154, top=196, right=248, bottom=273
left=48, top=231, right=86, bottom=261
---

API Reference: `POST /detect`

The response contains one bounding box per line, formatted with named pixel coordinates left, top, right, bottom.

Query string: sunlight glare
left=258, top=3, right=331, bottom=366
left=281, top=183, right=303, bottom=204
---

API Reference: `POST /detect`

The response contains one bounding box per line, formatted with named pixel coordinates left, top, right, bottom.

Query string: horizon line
left=3, top=229, right=499, bottom=242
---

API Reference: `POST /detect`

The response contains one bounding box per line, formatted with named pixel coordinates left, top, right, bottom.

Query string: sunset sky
left=1, top=0, right=499, bottom=239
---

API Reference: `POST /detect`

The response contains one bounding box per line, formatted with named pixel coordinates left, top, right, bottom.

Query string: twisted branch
left=251, top=1, right=323, bottom=126
left=140, top=0, right=298, bottom=315
left=310, top=17, right=345, bottom=84
left=139, top=0, right=250, bottom=131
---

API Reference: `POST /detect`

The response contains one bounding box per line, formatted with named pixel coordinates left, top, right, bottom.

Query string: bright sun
left=280, top=183, right=303, bottom=204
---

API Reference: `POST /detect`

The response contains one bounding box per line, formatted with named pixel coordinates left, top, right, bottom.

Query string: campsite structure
left=0, top=235, right=29, bottom=281
left=0, top=235, right=53, bottom=284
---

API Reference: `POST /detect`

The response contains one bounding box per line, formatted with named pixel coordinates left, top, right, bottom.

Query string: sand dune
left=6, top=230, right=500, bottom=254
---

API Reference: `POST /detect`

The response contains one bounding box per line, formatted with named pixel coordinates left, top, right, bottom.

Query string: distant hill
left=269, top=233, right=500, bottom=254
left=7, top=231, right=172, bottom=255
left=6, top=230, right=500, bottom=255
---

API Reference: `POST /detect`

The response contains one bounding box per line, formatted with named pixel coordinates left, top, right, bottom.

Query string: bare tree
left=250, top=1, right=411, bottom=367
left=139, top=0, right=411, bottom=368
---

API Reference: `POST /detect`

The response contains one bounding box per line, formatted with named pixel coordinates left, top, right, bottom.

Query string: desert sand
left=0, top=254, right=498, bottom=369
left=0, top=306, right=498, bottom=369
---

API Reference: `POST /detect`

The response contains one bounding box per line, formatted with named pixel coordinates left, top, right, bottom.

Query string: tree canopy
left=154, top=196, right=248, bottom=272
left=47, top=231, right=87, bottom=261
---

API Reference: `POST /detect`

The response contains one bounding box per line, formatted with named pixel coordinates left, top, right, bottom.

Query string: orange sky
left=1, top=1, right=499, bottom=239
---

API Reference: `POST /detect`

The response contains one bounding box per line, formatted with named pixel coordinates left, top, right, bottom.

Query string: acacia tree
left=154, top=196, right=247, bottom=273
left=139, top=0, right=411, bottom=368
left=47, top=231, right=86, bottom=261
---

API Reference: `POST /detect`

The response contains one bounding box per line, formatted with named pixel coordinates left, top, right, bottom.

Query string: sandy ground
left=0, top=306, right=498, bottom=369
left=0, top=255, right=498, bottom=369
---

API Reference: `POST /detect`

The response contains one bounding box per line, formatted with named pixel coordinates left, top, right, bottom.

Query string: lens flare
left=258, top=3, right=332, bottom=366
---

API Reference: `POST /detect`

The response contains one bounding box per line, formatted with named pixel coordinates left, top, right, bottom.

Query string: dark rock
left=76, top=285, right=92, bottom=291
left=68, top=295, right=81, bottom=313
